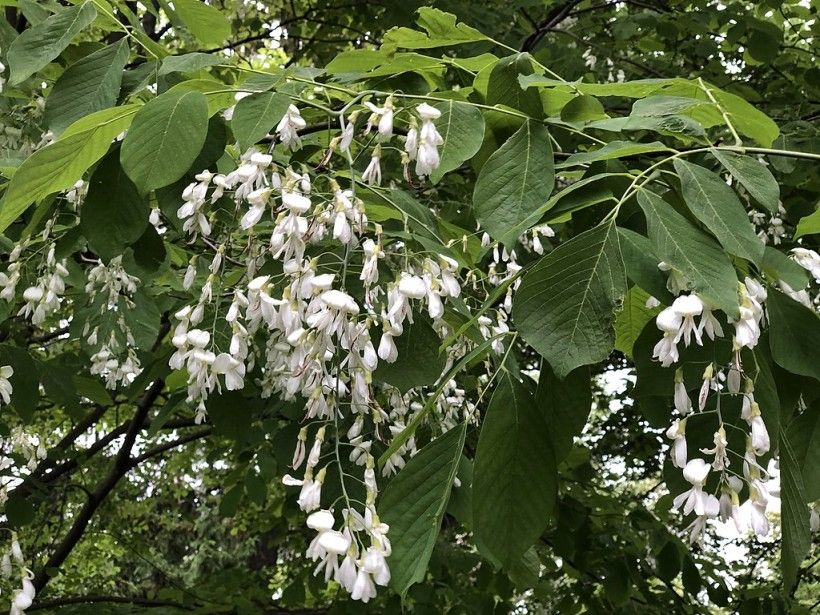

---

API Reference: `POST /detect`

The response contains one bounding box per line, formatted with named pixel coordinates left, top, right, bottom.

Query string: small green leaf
left=711, top=150, right=779, bottom=213
left=159, top=52, right=223, bottom=75
left=473, top=374, right=556, bottom=568
left=560, top=140, right=670, bottom=167
left=0, top=344, right=40, bottom=422
left=373, top=315, right=446, bottom=392
left=473, top=121, right=554, bottom=244
left=121, top=90, right=209, bottom=194
left=615, top=286, right=660, bottom=358
left=45, top=39, right=130, bottom=135
left=788, top=405, right=820, bottom=501
left=673, top=159, right=764, bottom=264
left=779, top=430, right=811, bottom=593
left=80, top=147, right=149, bottom=261
left=429, top=100, right=485, bottom=183
left=760, top=246, right=809, bottom=290
left=7, top=1, right=97, bottom=85
left=5, top=495, right=35, bottom=528
left=513, top=220, right=626, bottom=377
left=231, top=91, right=291, bottom=151
left=794, top=209, right=820, bottom=239
left=380, top=423, right=466, bottom=596
left=767, top=289, right=820, bottom=382
left=0, top=104, right=140, bottom=233
left=174, top=0, right=231, bottom=47
left=536, top=362, right=591, bottom=464
left=637, top=190, right=739, bottom=316
left=382, top=8, right=487, bottom=50
left=560, top=95, right=607, bottom=123
left=486, top=53, right=543, bottom=119
left=617, top=228, right=674, bottom=304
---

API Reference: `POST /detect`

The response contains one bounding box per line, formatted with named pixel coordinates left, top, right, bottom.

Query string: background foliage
left=0, top=0, right=818, bottom=613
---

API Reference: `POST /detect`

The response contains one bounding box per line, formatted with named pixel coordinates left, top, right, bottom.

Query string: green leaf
left=788, top=406, right=820, bottom=501
left=637, top=190, right=739, bottom=316
left=673, top=159, right=764, bottom=264
left=121, top=90, right=209, bottom=194
left=560, top=141, right=670, bottom=167
left=760, top=246, right=808, bottom=290
left=794, top=209, right=820, bottom=239
left=711, top=88, right=779, bottom=147
left=0, top=344, right=40, bottom=422
left=473, top=374, right=556, bottom=568
left=231, top=91, right=291, bottom=151
left=45, top=39, right=130, bottom=135
left=711, top=150, right=779, bottom=214
left=174, top=0, right=231, bottom=47
left=473, top=121, right=554, bottom=244
left=380, top=422, right=466, bottom=596
left=560, top=95, right=607, bottom=123
left=429, top=100, right=485, bottom=183
left=615, top=286, right=660, bottom=358
left=374, top=315, right=446, bottom=393
left=0, top=104, right=140, bottom=233
left=5, top=495, right=35, bottom=528
left=159, top=52, right=222, bottom=75
left=6, top=1, right=97, bottom=85
left=513, top=220, right=626, bottom=377
left=382, top=8, right=487, bottom=50
left=485, top=53, right=543, bottom=119
left=80, top=147, right=149, bottom=261
left=617, top=228, right=674, bottom=304
left=127, top=291, right=164, bottom=350
left=779, top=430, right=811, bottom=593
left=604, top=558, right=631, bottom=605
left=536, top=362, right=591, bottom=464
left=767, top=290, right=820, bottom=381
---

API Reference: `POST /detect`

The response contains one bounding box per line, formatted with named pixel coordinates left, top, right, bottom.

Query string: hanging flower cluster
left=650, top=263, right=778, bottom=543
left=84, top=256, right=143, bottom=389
left=1, top=534, right=35, bottom=615
left=166, top=100, right=480, bottom=601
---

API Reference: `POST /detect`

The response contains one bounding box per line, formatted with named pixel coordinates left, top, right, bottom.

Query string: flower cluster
left=1, top=535, right=35, bottom=615
left=163, top=95, right=482, bottom=600
left=84, top=256, right=143, bottom=389
left=650, top=265, right=778, bottom=543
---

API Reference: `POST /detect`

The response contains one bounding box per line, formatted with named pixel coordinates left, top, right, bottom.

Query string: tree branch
left=33, top=378, right=165, bottom=592
left=28, top=594, right=193, bottom=611
left=131, top=428, right=212, bottom=466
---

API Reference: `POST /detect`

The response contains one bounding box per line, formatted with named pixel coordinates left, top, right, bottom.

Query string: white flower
left=790, top=247, right=820, bottom=282
left=364, top=99, right=394, bottom=141
left=351, top=567, right=377, bottom=602
left=297, top=472, right=323, bottom=512
left=404, top=127, right=418, bottom=160
left=652, top=307, right=682, bottom=367
left=665, top=418, right=687, bottom=468
left=700, top=427, right=729, bottom=470
left=414, top=103, right=444, bottom=178
left=362, top=546, right=391, bottom=586
left=739, top=499, right=770, bottom=537
left=0, top=365, right=13, bottom=406
left=658, top=262, right=689, bottom=295
left=673, top=370, right=691, bottom=415
left=671, top=294, right=703, bottom=346
left=212, top=353, right=246, bottom=390
left=378, top=331, right=398, bottom=363
left=320, top=290, right=359, bottom=314
left=276, top=104, right=306, bottom=150
left=672, top=459, right=719, bottom=517
left=398, top=274, right=426, bottom=300
left=339, top=118, right=355, bottom=153
left=362, top=147, right=382, bottom=185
